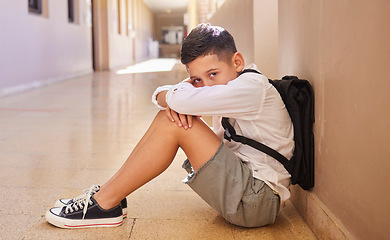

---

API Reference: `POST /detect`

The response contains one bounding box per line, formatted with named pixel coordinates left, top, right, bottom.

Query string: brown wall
left=253, top=0, right=278, bottom=79
left=208, top=0, right=254, bottom=65
left=208, top=0, right=390, bottom=238
left=279, top=1, right=390, bottom=239
left=208, top=0, right=278, bottom=78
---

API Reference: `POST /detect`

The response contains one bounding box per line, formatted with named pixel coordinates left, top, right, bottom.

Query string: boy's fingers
left=178, top=114, right=188, bottom=129
left=171, top=110, right=182, bottom=127
left=166, top=107, right=184, bottom=128
left=187, top=115, right=193, bottom=128
left=165, top=107, right=175, bottom=122
left=164, top=107, right=193, bottom=129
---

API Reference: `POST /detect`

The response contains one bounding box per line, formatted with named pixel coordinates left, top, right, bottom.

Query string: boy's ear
left=232, top=52, right=245, bottom=73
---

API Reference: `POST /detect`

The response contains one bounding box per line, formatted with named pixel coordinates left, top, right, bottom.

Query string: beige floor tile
left=0, top=109, right=19, bottom=118
left=67, top=168, right=118, bottom=188
left=230, top=201, right=317, bottom=240
left=0, top=167, right=80, bottom=188
left=0, top=187, right=61, bottom=215
left=0, top=152, right=28, bottom=167
left=0, top=125, right=22, bottom=140
left=130, top=218, right=234, bottom=240
left=0, top=214, right=40, bottom=240
left=0, top=152, right=91, bottom=169
left=84, top=152, right=130, bottom=170
left=0, top=131, right=93, bottom=155
left=136, top=190, right=218, bottom=220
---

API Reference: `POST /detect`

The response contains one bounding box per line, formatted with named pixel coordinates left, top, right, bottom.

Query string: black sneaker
left=55, top=185, right=128, bottom=217
left=46, top=194, right=123, bottom=228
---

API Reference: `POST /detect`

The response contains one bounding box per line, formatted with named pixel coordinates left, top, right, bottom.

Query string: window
left=68, top=0, right=75, bottom=22
left=28, top=0, right=42, bottom=14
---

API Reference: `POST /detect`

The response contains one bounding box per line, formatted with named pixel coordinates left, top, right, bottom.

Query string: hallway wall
left=0, top=0, right=155, bottom=97
left=208, top=0, right=390, bottom=239
left=208, top=0, right=254, bottom=66
left=0, top=1, right=93, bottom=97
left=131, top=0, right=155, bottom=63
left=279, top=1, right=390, bottom=239
left=105, top=0, right=154, bottom=68
left=207, top=0, right=278, bottom=79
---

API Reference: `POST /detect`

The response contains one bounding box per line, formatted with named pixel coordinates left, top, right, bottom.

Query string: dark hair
left=181, top=23, right=237, bottom=65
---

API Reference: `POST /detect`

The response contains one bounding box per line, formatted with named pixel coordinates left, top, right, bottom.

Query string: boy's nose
left=203, top=81, right=212, bottom=87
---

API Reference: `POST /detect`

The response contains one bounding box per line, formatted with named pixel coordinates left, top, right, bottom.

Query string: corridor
left=0, top=59, right=316, bottom=239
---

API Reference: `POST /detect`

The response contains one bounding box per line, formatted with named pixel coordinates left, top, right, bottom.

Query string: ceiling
left=143, top=0, right=189, bottom=14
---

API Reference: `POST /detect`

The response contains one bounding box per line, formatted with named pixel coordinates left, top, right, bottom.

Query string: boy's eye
left=191, top=78, right=205, bottom=87
left=190, top=78, right=202, bottom=86
left=210, top=73, right=217, bottom=77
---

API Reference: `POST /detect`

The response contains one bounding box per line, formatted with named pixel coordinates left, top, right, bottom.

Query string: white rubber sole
left=45, top=208, right=123, bottom=229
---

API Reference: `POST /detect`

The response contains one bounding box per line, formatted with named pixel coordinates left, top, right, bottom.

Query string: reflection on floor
left=0, top=60, right=316, bottom=239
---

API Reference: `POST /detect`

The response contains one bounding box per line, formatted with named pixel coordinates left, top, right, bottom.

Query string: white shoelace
left=71, top=185, right=100, bottom=203
left=65, top=193, right=94, bottom=219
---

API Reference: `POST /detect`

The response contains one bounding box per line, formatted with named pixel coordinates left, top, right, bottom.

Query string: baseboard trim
left=290, top=186, right=354, bottom=240
left=0, top=70, right=93, bottom=98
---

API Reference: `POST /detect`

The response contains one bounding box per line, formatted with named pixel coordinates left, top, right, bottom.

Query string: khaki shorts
left=182, top=142, right=280, bottom=228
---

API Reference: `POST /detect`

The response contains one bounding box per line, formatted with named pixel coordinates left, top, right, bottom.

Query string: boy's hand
left=165, top=106, right=195, bottom=130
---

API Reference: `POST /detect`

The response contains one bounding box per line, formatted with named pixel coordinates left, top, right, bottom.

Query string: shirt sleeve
left=151, top=85, right=174, bottom=110
left=166, top=74, right=267, bottom=120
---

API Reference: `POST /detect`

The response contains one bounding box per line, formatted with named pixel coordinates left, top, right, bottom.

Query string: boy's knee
left=155, top=111, right=175, bottom=124
left=154, top=111, right=181, bottom=130
left=155, top=110, right=201, bottom=128
left=154, top=111, right=211, bottom=138
left=155, top=110, right=167, bottom=120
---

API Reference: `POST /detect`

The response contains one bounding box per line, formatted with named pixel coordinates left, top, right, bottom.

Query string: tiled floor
left=0, top=59, right=317, bottom=239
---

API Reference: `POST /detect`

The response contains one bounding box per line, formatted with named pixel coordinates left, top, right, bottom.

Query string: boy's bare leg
left=94, top=111, right=221, bottom=210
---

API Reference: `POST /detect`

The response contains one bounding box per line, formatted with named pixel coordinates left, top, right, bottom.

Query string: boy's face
left=186, top=54, right=243, bottom=88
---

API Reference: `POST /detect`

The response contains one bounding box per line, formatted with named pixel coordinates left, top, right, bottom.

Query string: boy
left=45, top=23, right=294, bottom=228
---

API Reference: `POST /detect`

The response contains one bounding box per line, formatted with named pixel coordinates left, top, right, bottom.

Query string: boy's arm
left=152, top=85, right=172, bottom=110
left=156, top=91, right=168, bottom=108
left=166, top=77, right=265, bottom=119
left=155, top=90, right=196, bottom=129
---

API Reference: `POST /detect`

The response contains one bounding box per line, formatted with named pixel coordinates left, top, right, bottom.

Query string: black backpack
left=222, top=69, right=314, bottom=190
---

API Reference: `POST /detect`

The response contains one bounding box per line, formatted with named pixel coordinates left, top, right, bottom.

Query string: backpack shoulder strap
left=240, top=69, right=261, bottom=75
left=224, top=69, right=290, bottom=166
left=221, top=117, right=290, bottom=166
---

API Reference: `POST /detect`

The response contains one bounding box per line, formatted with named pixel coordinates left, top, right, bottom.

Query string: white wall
left=107, top=0, right=154, bottom=68
left=107, top=0, right=133, bottom=69
left=132, top=0, right=155, bottom=63
left=0, top=1, right=93, bottom=97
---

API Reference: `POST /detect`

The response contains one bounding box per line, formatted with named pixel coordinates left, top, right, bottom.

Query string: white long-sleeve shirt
left=152, top=64, right=294, bottom=202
